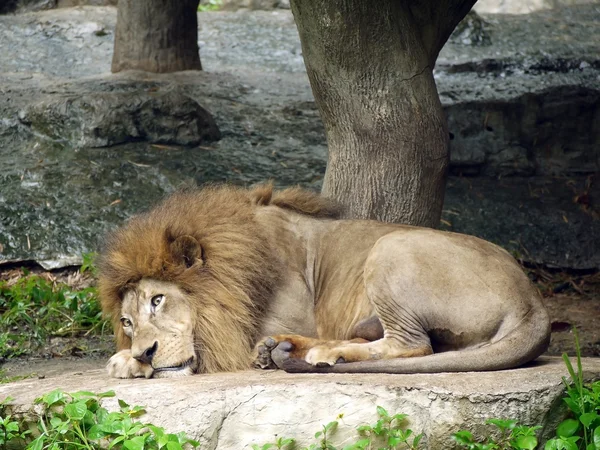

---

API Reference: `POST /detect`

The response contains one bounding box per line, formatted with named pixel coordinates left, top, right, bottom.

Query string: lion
left=98, top=183, right=551, bottom=378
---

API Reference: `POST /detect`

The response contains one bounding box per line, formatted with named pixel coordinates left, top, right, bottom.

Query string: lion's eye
left=151, top=295, right=164, bottom=308
left=121, top=317, right=132, bottom=328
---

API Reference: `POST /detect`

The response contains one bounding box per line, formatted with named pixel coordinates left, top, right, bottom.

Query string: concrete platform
left=2, top=357, right=600, bottom=449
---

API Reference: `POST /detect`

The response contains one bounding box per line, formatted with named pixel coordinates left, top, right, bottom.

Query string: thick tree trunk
left=291, top=0, right=476, bottom=227
left=112, top=0, right=202, bottom=73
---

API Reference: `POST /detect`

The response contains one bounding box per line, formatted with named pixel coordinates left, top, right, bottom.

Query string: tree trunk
left=290, top=0, right=477, bottom=227
left=112, top=0, right=202, bottom=73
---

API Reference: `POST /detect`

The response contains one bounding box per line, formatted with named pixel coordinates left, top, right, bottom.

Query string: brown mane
left=98, top=183, right=339, bottom=372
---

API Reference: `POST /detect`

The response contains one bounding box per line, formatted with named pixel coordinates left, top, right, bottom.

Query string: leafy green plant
left=453, top=419, right=540, bottom=450
left=80, top=252, right=99, bottom=277
left=0, top=396, right=30, bottom=450
left=544, top=329, right=600, bottom=450
left=198, top=0, right=222, bottom=12
left=0, top=269, right=109, bottom=358
left=251, top=436, right=296, bottom=450
left=350, top=406, right=422, bottom=450
left=1, top=389, right=200, bottom=450
left=307, top=418, right=339, bottom=450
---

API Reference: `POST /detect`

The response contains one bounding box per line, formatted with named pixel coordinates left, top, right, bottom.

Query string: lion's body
left=99, top=184, right=550, bottom=378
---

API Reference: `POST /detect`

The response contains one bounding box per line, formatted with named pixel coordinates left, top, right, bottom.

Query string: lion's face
left=120, top=278, right=199, bottom=378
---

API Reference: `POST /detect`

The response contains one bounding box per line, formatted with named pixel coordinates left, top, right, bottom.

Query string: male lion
left=99, top=183, right=550, bottom=378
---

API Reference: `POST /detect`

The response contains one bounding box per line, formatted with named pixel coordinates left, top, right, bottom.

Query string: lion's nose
left=133, top=341, right=158, bottom=365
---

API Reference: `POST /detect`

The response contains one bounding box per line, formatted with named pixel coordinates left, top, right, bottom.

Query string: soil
left=0, top=266, right=598, bottom=382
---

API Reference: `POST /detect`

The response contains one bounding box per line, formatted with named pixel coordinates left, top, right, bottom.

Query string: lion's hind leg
left=304, top=338, right=432, bottom=367
left=252, top=334, right=368, bottom=370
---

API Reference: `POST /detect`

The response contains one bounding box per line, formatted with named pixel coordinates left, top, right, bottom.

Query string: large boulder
left=1, top=357, right=600, bottom=449
left=20, top=89, right=221, bottom=148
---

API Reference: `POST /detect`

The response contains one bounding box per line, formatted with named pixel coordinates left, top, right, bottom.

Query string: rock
left=57, top=0, right=117, bottom=7
left=474, top=0, right=599, bottom=14
left=444, top=85, right=600, bottom=177
left=0, top=0, right=56, bottom=14
left=1, top=357, right=599, bottom=449
left=449, top=11, right=492, bottom=47
left=19, top=88, right=221, bottom=148
left=0, top=6, right=598, bottom=269
left=219, top=0, right=278, bottom=10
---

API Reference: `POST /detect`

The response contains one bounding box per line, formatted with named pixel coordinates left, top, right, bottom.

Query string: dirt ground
left=0, top=266, right=598, bottom=382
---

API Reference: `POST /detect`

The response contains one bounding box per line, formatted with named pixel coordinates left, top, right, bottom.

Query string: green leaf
left=87, top=424, right=107, bottom=440
left=118, top=398, right=131, bottom=410
left=166, top=442, right=184, bottom=450
left=98, top=390, right=117, bottom=398
left=109, top=435, right=127, bottom=449
left=581, top=413, right=600, bottom=428
left=376, top=406, right=389, bottom=419
left=515, top=435, right=538, bottom=450
left=388, top=436, right=402, bottom=446
left=324, top=420, right=338, bottom=433
left=557, top=419, right=580, bottom=438
left=49, top=416, right=63, bottom=429
left=40, top=389, right=66, bottom=407
left=64, top=401, right=88, bottom=420
left=452, top=430, right=474, bottom=444
left=28, top=436, right=44, bottom=450
left=487, top=418, right=517, bottom=431
left=412, top=433, right=424, bottom=448
left=593, top=426, right=600, bottom=449
left=123, top=435, right=147, bottom=450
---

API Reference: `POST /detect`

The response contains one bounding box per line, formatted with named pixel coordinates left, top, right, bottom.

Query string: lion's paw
left=107, top=349, right=154, bottom=379
left=305, top=346, right=346, bottom=368
left=252, top=337, right=295, bottom=370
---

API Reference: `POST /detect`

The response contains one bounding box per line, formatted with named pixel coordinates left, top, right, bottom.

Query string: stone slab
left=2, top=357, right=600, bottom=449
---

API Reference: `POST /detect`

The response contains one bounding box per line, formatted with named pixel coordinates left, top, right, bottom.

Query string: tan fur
left=100, top=183, right=550, bottom=377
left=99, top=184, right=337, bottom=374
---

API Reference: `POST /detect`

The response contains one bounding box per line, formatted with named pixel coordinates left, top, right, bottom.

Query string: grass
left=197, top=0, right=222, bottom=12
left=0, top=253, right=110, bottom=359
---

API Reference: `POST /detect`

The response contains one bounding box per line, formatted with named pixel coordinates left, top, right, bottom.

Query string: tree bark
left=112, top=0, right=202, bottom=73
left=290, top=0, right=477, bottom=227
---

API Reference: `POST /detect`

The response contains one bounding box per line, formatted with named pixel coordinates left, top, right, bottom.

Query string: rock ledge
left=2, top=357, right=600, bottom=449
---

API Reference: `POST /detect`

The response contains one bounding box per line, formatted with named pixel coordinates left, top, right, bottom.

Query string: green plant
left=350, top=406, right=422, bottom=450
left=452, top=419, right=540, bottom=450
left=80, top=252, right=99, bottom=277
left=307, top=418, right=339, bottom=450
left=0, top=269, right=109, bottom=358
left=252, top=436, right=296, bottom=450
left=544, top=329, right=600, bottom=450
left=0, top=389, right=201, bottom=450
left=0, top=396, right=30, bottom=450
left=197, top=0, right=222, bottom=12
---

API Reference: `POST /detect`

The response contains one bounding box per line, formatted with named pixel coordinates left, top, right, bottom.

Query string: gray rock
left=0, top=0, right=56, bottom=14
left=449, top=11, right=492, bottom=47
left=1, top=357, right=599, bottom=449
left=0, top=6, right=598, bottom=269
left=19, top=89, right=221, bottom=148
left=474, top=0, right=600, bottom=14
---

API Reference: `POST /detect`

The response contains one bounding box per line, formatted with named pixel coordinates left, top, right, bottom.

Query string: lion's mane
left=98, top=183, right=339, bottom=373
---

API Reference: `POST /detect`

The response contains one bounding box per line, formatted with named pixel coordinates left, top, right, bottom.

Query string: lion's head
left=98, top=183, right=339, bottom=377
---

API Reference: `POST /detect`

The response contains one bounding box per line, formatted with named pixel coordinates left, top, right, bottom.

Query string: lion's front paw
left=107, top=349, right=154, bottom=379
left=305, top=345, right=346, bottom=368
left=252, top=337, right=295, bottom=370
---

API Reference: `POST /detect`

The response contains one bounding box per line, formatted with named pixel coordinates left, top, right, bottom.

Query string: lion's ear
left=169, top=235, right=204, bottom=268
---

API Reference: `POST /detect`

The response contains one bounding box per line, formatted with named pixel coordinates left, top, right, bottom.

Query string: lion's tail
left=284, top=306, right=551, bottom=374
